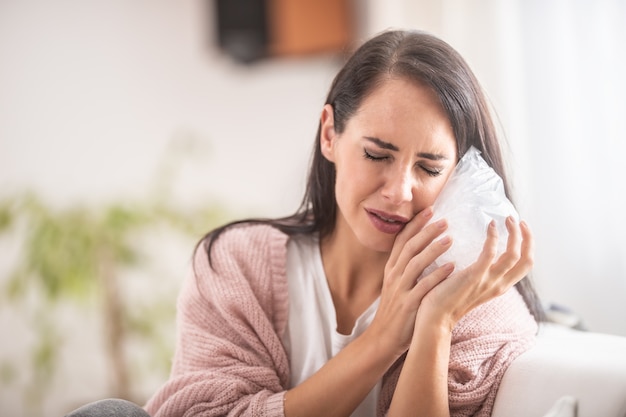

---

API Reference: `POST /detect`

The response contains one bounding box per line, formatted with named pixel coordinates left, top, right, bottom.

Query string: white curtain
left=515, top=0, right=626, bottom=335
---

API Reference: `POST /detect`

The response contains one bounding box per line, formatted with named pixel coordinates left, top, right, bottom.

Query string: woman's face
left=320, top=77, right=458, bottom=253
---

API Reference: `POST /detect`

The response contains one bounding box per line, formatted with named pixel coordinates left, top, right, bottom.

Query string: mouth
left=367, top=209, right=409, bottom=224
left=366, top=209, right=409, bottom=234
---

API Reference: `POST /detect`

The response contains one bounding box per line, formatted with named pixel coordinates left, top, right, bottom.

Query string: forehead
left=348, top=77, right=457, bottom=153
left=357, top=76, right=444, bottom=120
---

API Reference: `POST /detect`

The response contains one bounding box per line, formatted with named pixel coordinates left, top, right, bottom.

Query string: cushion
left=491, top=323, right=626, bottom=417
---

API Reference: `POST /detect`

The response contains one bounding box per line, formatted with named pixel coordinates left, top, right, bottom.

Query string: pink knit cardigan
left=144, top=224, right=537, bottom=417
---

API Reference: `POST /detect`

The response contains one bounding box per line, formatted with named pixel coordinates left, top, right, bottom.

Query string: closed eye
left=363, top=148, right=389, bottom=162
left=419, top=164, right=443, bottom=177
left=366, top=148, right=444, bottom=176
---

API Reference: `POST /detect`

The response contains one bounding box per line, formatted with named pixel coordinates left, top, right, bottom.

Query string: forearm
left=284, top=329, right=398, bottom=417
left=387, top=319, right=452, bottom=417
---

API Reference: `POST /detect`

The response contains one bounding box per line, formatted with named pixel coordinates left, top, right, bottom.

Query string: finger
left=394, top=218, right=448, bottom=272
left=401, top=234, right=453, bottom=288
left=473, top=219, right=499, bottom=271
left=409, top=262, right=455, bottom=304
left=499, top=220, right=535, bottom=285
left=520, top=220, right=534, bottom=264
left=387, top=206, right=434, bottom=267
left=490, top=216, right=522, bottom=277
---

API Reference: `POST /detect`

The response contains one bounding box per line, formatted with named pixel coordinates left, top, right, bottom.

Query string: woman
left=67, top=29, right=542, bottom=417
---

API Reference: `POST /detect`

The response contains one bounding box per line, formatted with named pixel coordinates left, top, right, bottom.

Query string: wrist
left=361, top=322, right=407, bottom=365
left=413, top=311, right=455, bottom=343
left=416, top=300, right=460, bottom=333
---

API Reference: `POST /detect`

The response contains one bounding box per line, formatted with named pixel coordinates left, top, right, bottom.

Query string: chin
left=359, top=233, right=395, bottom=254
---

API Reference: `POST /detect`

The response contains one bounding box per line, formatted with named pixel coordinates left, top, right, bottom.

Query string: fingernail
left=439, top=235, right=451, bottom=245
left=436, top=219, right=447, bottom=229
left=443, top=262, right=455, bottom=273
left=421, top=207, right=434, bottom=218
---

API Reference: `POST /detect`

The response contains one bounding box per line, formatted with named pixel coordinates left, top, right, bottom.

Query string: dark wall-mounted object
left=215, top=0, right=269, bottom=64
left=214, top=0, right=354, bottom=64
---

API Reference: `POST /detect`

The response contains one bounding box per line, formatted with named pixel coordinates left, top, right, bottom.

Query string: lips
left=366, top=209, right=409, bottom=234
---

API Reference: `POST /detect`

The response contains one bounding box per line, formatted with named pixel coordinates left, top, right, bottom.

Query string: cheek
left=336, top=162, right=373, bottom=201
left=433, top=178, right=450, bottom=198
left=415, top=178, right=450, bottom=207
left=334, top=160, right=383, bottom=215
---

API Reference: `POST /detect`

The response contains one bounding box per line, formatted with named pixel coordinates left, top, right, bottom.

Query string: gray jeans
left=64, top=399, right=150, bottom=417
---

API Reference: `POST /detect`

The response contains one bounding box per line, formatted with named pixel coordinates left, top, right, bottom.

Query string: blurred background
left=1, top=0, right=625, bottom=416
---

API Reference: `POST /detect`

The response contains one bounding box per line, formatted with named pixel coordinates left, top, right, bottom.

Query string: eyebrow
left=364, top=136, right=450, bottom=161
left=364, top=136, right=399, bottom=151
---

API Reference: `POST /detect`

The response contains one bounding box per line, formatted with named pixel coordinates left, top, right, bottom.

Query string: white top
left=283, top=234, right=381, bottom=417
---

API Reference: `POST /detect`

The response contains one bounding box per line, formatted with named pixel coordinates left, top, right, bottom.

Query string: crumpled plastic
left=422, top=146, right=519, bottom=276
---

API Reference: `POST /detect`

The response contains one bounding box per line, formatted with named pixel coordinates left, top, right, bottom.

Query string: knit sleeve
left=447, top=289, right=538, bottom=417
left=377, top=288, right=537, bottom=417
left=144, top=225, right=290, bottom=417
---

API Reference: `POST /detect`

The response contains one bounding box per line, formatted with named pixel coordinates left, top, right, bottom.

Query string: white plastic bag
left=422, top=146, right=519, bottom=276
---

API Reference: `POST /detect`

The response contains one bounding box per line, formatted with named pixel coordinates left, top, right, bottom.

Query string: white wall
left=0, top=1, right=338, bottom=216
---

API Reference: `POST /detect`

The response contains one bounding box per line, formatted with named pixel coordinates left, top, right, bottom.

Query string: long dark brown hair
left=202, top=29, right=544, bottom=321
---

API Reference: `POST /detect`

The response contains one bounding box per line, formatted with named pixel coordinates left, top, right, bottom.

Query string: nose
left=381, top=167, right=414, bottom=205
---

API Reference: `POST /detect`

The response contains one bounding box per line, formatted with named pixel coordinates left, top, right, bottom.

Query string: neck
left=319, top=223, right=388, bottom=334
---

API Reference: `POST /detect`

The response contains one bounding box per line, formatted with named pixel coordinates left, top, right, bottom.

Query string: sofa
left=491, top=323, right=626, bottom=417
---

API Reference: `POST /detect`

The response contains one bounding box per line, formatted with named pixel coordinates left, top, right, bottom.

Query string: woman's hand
left=367, top=206, right=456, bottom=358
left=417, top=216, right=534, bottom=332
left=386, top=216, right=534, bottom=417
